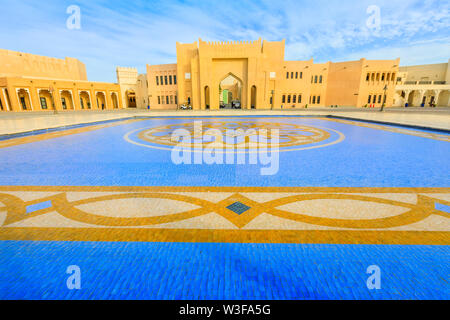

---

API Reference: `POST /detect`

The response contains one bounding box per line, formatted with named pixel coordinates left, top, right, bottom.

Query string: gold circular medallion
left=124, top=120, right=345, bottom=153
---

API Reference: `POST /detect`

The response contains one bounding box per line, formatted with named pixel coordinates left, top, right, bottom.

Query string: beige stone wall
left=150, top=39, right=400, bottom=110
left=326, top=59, right=399, bottom=107
left=147, top=63, right=178, bottom=109
left=400, top=61, right=448, bottom=83
left=0, top=49, right=87, bottom=81
left=0, top=76, right=122, bottom=112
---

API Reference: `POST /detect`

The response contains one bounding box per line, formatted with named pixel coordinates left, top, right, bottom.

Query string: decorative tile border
left=0, top=186, right=448, bottom=245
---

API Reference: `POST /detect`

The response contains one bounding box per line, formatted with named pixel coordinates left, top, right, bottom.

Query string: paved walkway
left=1, top=107, right=449, bottom=135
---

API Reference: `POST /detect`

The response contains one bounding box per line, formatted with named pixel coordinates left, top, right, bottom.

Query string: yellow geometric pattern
left=125, top=120, right=345, bottom=152
left=1, top=186, right=449, bottom=245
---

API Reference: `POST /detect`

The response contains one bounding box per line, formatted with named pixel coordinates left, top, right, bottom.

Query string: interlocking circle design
left=124, top=121, right=345, bottom=153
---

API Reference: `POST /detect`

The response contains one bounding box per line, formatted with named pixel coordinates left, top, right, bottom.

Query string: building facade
left=146, top=39, right=401, bottom=110
left=394, top=60, right=450, bottom=107
left=0, top=49, right=123, bottom=112
left=1, top=41, right=449, bottom=113
left=116, top=67, right=149, bottom=109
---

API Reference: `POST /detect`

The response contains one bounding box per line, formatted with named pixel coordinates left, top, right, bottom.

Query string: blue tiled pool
left=0, top=116, right=448, bottom=187
left=0, top=241, right=448, bottom=300
left=0, top=116, right=449, bottom=300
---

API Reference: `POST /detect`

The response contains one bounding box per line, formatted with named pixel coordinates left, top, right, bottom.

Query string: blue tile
left=0, top=241, right=448, bottom=300
left=435, top=202, right=450, bottom=213
left=226, top=202, right=251, bottom=215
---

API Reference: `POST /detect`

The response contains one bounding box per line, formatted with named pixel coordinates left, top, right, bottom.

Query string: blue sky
left=0, top=0, right=449, bottom=82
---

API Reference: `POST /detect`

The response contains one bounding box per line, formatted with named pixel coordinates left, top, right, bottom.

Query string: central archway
left=219, top=73, right=242, bottom=109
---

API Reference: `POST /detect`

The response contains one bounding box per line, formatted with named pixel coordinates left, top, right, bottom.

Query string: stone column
left=433, top=89, right=442, bottom=106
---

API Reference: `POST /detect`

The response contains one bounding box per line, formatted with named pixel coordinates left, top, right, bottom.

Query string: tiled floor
left=0, top=116, right=449, bottom=299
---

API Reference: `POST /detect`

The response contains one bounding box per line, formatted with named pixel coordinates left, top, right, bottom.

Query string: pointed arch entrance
left=219, top=73, right=242, bottom=109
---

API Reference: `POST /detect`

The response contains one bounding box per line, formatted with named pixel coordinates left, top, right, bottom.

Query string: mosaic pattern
left=1, top=241, right=449, bottom=300
left=124, top=120, right=345, bottom=152
left=0, top=116, right=449, bottom=300
left=1, top=186, right=449, bottom=245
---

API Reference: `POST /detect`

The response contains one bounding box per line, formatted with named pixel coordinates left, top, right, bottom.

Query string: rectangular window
left=372, top=95, right=377, bottom=103
left=368, top=95, right=371, bottom=103
left=295, top=72, right=298, bottom=79
left=40, top=97, right=47, bottom=109
left=298, top=95, right=302, bottom=103
left=166, top=96, right=169, bottom=104
left=169, top=75, right=172, bottom=85
left=378, top=95, right=382, bottom=103
left=319, top=75, right=323, bottom=83
left=174, top=75, right=177, bottom=84
left=158, top=96, right=161, bottom=104
left=312, top=96, right=316, bottom=104
left=61, top=97, right=67, bottom=109
left=381, top=73, right=385, bottom=81
left=282, top=95, right=286, bottom=103
left=156, top=76, right=159, bottom=85
left=287, top=95, right=291, bottom=103
left=170, top=95, right=173, bottom=104
left=174, top=95, right=178, bottom=105
left=317, top=96, right=321, bottom=104
left=293, top=95, right=296, bottom=103
left=160, top=76, right=163, bottom=85
left=314, top=75, right=318, bottom=83
left=300, top=72, right=303, bottom=79
left=164, top=76, right=168, bottom=85
left=366, top=73, right=370, bottom=81
left=291, top=72, right=294, bottom=79
left=286, top=72, right=289, bottom=79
